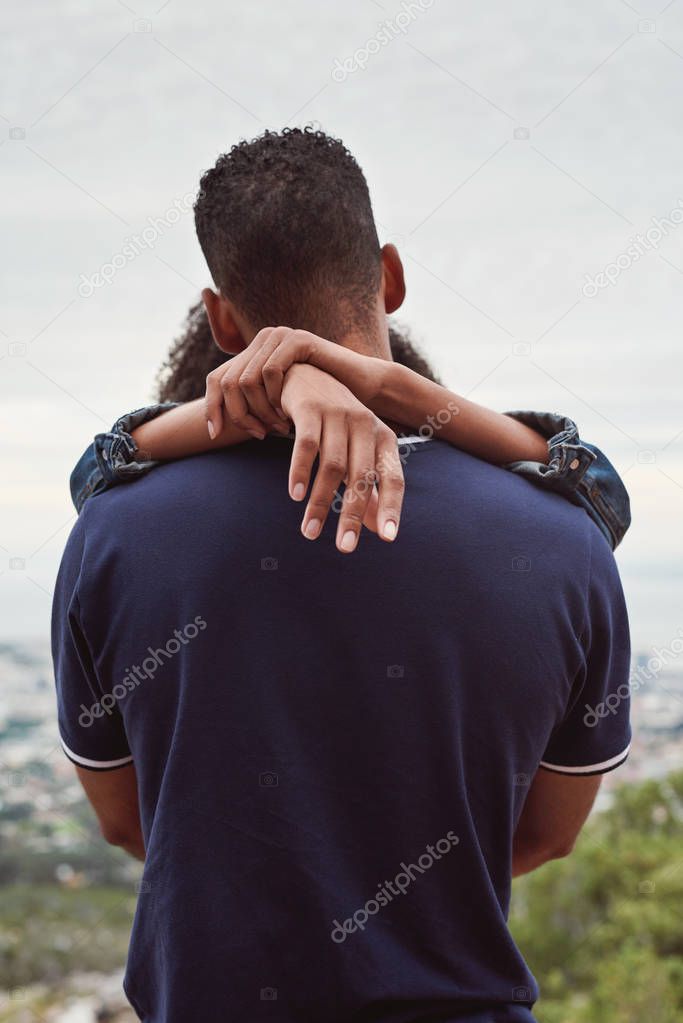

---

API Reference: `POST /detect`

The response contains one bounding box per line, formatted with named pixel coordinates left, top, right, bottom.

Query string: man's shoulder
left=80, top=445, right=289, bottom=536
left=416, top=440, right=598, bottom=569
left=421, top=440, right=589, bottom=523
left=88, top=449, right=255, bottom=505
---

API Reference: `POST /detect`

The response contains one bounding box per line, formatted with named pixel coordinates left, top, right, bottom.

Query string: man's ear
left=380, top=244, right=406, bottom=315
left=202, top=288, right=247, bottom=354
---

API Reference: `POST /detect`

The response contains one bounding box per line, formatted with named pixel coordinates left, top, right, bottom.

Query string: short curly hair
left=194, top=127, right=382, bottom=342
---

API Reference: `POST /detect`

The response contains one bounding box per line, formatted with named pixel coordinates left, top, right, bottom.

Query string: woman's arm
left=126, top=366, right=629, bottom=547
left=204, top=326, right=631, bottom=547
left=69, top=330, right=630, bottom=548
left=73, top=367, right=405, bottom=553
left=366, top=360, right=550, bottom=464
left=354, top=365, right=630, bottom=547
left=133, top=364, right=548, bottom=465
left=204, top=327, right=548, bottom=465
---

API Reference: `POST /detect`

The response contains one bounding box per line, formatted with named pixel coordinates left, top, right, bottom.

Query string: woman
left=70, top=301, right=630, bottom=551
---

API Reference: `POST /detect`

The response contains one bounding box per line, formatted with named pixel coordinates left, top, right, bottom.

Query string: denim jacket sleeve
left=69, top=403, right=181, bottom=513
left=503, top=411, right=631, bottom=550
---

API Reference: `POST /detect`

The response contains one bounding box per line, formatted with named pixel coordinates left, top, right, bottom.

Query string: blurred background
left=1, top=1, right=682, bottom=1019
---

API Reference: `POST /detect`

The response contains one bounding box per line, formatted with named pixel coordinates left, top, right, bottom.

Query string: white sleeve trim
left=540, top=743, right=630, bottom=775
left=61, top=738, right=134, bottom=770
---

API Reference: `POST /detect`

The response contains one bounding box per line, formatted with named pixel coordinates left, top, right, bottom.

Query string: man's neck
left=333, top=316, right=392, bottom=362
left=238, top=300, right=393, bottom=361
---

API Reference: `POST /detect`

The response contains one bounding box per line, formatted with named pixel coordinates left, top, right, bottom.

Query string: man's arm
left=75, top=763, right=145, bottom=861
left=512, top=769, right=602, bottom=877
left=53, top=521, right=143, bottom=858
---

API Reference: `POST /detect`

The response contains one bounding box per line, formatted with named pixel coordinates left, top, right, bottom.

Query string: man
left=53, top=128, right=631, bottom=1022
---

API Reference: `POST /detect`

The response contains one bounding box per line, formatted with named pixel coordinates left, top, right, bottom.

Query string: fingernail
left=383, top=520, right=397, bottom=541
left=304, top=519, right=321, bottom=540
left=273, top=422, right=290, bottom=436
left=292, top=483, right=306, bottom=502
left=249, top=429, right=266, bottom=440
left=276, top=408, right=286, bottom=420
left=340, top=530, right=357, bottom=552
left=207, top=421, right=216, bottom=440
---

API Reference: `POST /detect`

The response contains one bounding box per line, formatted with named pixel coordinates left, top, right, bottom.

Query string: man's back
left=53, top=437, right=630, bottom=1022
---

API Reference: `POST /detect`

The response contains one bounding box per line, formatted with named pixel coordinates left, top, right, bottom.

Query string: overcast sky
left=1, top=0, right=682, bottom=653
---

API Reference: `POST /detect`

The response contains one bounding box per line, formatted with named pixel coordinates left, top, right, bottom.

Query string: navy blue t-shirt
left=52, top=437, right=631, bottom=1023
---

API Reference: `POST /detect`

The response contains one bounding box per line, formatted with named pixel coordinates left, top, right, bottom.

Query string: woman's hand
left=280, top=364, right=403, bottom=553
left=202, top=328, right=403, bottom=552
left=204, top=326, right=388, bottom=440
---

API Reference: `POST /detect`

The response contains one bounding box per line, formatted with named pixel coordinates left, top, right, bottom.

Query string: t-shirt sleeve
left=540, top=529, right=631, bottom=776
left=51, top=518, right=133, bottom=771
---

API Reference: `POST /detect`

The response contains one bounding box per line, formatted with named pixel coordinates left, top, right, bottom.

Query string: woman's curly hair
left=156, top=301, right=439, bottom=404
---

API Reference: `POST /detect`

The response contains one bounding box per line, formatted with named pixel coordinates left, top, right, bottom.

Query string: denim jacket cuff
left=70, top=403, right=180, bottom=512
left=502, top=410, right=631, bottom=550
left=94, top=403, right=181, bottom=484
left=503, top=411, right=597, bottom=487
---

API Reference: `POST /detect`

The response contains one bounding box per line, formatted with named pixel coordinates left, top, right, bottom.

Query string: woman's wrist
left=367, top=361, right=433, bottom=428
left=305, top=342, right=390, bottom=408
left=368, top=365, right=550, bottom=465
left=132, top=399, right=250, bottom=460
